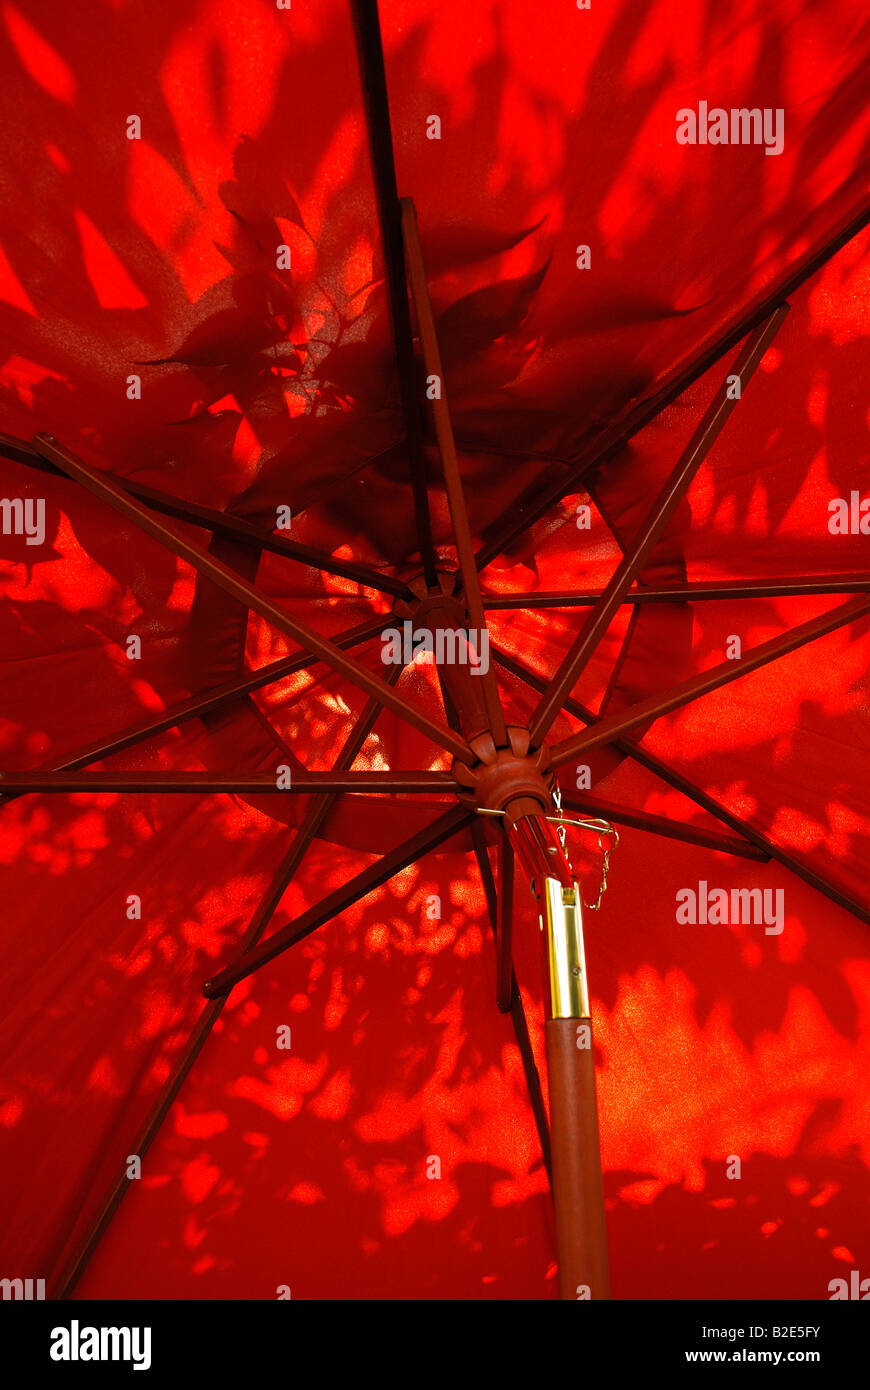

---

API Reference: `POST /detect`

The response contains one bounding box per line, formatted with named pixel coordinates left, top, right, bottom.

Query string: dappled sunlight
left=63, top=848, right=557, bottom=1296
left=51, top=826, right=870, bottom=1300
left=0, top=0, right=867, bottom=1303
left=596, top=961, right=870, bottom=1191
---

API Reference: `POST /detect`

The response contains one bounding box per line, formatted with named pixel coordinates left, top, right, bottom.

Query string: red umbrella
left=0, top=0, right=868, bottom=1302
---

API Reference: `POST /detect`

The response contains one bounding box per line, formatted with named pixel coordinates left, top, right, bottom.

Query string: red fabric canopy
left=0, top=0, right=868, bottom=1299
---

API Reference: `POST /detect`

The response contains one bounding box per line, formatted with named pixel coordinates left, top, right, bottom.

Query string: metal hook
left=475, top=807, right=618, bottom=911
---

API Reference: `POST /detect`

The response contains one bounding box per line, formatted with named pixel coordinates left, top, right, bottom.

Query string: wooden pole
left=507, top=811, right=611, bottom=1300
left=546, top=1017, right=610, bottom=1300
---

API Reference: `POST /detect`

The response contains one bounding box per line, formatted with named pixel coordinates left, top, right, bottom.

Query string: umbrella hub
left=453, top=725, right=552, bottom=822
left=391, top=570, right=461, bottom=623
left=392, top=571, right=496, bottom=742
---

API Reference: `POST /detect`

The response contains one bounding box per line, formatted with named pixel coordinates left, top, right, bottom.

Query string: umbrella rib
left=495, top=644, right=870, bottom=928
left=527, top=303, right=789, bottom=749
left=52, top=661, right=406, bottom=1299
left=471, top=818, right=517, bottom=1010
left=32, top=434, right=473, bottom=765
left=495, top=832, right=516, bottom=1013
left=51, top=832, right=317, bottom=1299
left=401, top=197, right=509, bottom=748
left=202, top=802, right=474, bottom=995
left=473, top=195, right=870, bottom=573
left=574, top=770, right=870, bottom=929
left=350, top=0, right=438, bottom=588
left=548, top=594, right=870, bottom=769
left=1, top=432, right=410, bottom=600
left=482, top=575, right=870, bottom=608
left=470, top=818, right=552, bottom=1184
left=0, top=614, right=386, bottom=810
left=559, top=792, right=769, bottom=861
left=0, top=770, right=461, bottom=793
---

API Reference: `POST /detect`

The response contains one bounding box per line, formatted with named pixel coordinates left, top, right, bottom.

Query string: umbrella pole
left=508, top=811, right=611, bottom=1300
left=542, top=882, right=611, bottom=1301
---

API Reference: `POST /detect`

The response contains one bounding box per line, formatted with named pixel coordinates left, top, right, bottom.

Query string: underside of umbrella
left=0, top=0, right=868, bottom=1301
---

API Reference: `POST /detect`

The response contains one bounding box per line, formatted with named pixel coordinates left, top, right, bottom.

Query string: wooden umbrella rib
left=470, top=819, right=551, bottom=1183
left=52, top=666, right=403, bottom=1300
left=548, top=594, right=870, bottom=769
left=471, top=818, right=515, bottom=1010
left=482, top=575, right=870, bottom=608
left=494, top=642, right=870, bottom=927
left=495, top=833, right=516, bottom=1013
left=528, top=303, right=789, bottom=749
left=496, top=641, right=768, bottom=846
left=0, top=770, right=460, bottom=793
left=560, top=792, right=769, bottom=861
left=609, top=751, right=870, bottom=927
left=0, top=432, right=409, bottom=599
left=203, top=803, right=475, bottom=996
left=53, top=832, right=307, bottom=1300
left=473, top=194, right=870, bottom=573
left=400, top=197, right=509, bottom=748
left=494, top=640, right=754, bottom=837
left=0, top=614, right=386, bottom=811
left=32, top=434, right=473, bottom=765
left=350, top=0, right=438, bottom=588
left=446, top=667, right=549, bottom=1174
left=471, top=817, right=498, bottom=924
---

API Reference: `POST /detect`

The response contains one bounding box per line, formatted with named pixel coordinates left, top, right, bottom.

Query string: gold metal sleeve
left=543, top=877, right=589, bottom=1018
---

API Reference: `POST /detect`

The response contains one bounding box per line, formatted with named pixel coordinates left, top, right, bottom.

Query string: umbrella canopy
left=0, top=0, right=868, bottom=1300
